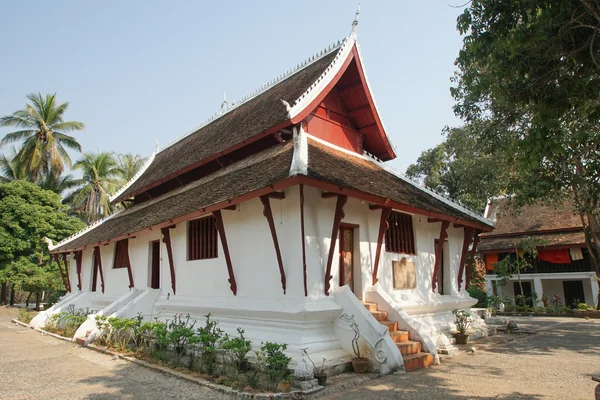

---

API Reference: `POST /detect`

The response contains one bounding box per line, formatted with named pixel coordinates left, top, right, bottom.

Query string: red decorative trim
left=75, top=250, right=83, bottom=291
left=93, top=246, right=105, bottom=293
left=61, top=253, right=72, bottom=292
left=457, top=227, right=475, bottom=291
left=432, top=221, right=450, bottom=293
left=260, top=195, right=286, bottom=294
left=160, top=227, right=176, bottom=295
left=124, top=239, right=135, bottom=289
left=465, top=232, right=481, bottom=290
left=372, top=207, right=392, bottom=285
left=324, top=194, right=348, bottom=296
left=213, top=210, right=237, bottom=295
left=300, top=185, right=307, bottom=297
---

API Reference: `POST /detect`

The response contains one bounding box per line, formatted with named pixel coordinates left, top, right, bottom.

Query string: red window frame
left=188, top=216, right=218, bottom=260
left=385, top=211, right=416, bottom=255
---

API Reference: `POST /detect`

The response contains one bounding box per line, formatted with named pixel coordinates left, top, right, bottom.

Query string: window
left=113, top=239, right=130, bottom=269
left=385, top=211, right=416, bottom=255
left=188, top=216, right=218, bottom=260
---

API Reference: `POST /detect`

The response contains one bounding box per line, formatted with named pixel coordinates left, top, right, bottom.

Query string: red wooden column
left=75, top=250, right=83, bottom=291
left=457, top=227, right=475, bottom=291
left=372, top=207, right=392, bottom=285
left=300, top=185, right=308, bottom=297
left=60, top=253, right=72, bottom=292
left=431, top=221, right=450, bottom=293
left=93, top=246, right=105, bottom=293
left=123, top=239, right=135, bottom=289
left=213, top=209, right=237, bottom=295
left=465, top=231, right=481, bottom=290
left=160, top=227, right=177, bottom=295
left=324, top=194, right=348, bottom=296
left=52, top=254, right=69, bottom=292
left=259, top=195, right=286, bottom=294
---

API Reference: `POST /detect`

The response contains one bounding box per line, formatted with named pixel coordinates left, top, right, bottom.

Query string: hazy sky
left=0, top=1, right=466, bottom=172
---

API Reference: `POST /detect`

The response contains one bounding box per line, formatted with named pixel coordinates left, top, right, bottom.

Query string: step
left=389, top=329, right=409, bottom=342
left=403, top=352, right=434, bottom=372
left=370, top=310, right=388, bottom=322
left=396, top=340, right=422, bottom=356
left=380, top=320, right=398, bottom=331
left=362, top=302, right=378, bottom=312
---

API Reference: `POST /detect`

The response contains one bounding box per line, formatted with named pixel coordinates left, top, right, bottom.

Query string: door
left=513, top=281, right=533, bottom=307
left=563, top=280, right=585, bottom=308
left=150, top=240, right=160, bottom=289
left=339, top=227, right=354, bottom=293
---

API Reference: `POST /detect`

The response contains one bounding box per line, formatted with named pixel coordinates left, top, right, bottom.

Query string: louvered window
left=113, top=239, right=130, bottom=269
left=385, top=211, right=416, bottom=255
left=188, top=217, right=218, bottom=260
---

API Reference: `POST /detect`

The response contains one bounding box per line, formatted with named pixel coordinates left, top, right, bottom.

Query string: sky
left=0, top=1, right=467, bottom=173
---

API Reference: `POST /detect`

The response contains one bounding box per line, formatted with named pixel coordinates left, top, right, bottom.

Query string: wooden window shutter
left=113, top=239, right=130, bottom=269
left=385, top=211, right=416, bottom=255
left=188, top=216, right=218, bottom=260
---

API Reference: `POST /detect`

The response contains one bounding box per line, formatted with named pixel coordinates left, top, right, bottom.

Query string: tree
left=0, top=181, right=85, bottom=308
left=406, top=123, right=513, bottom=212
left=70, top=152, right=120, bottom=223
left=452, top=0, right=600, bottom=307
left=116, top=153, right=147, bottom=184
left=38, top=170, right=80, bottom=198
left=0, top=147, right=28, bottom=182
left=0, top=93, right=84, bottom=181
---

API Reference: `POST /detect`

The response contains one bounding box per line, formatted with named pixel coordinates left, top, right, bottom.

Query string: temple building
left=35, top=12, right=494, bottom=374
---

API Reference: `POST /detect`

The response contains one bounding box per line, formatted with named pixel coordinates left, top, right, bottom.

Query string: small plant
left=452, top=309, right=472, bottom=334
left=167, top=313, right=196, bottom=365
left=302, top=349, right=326, bottom=375
left=197, top=313, right=223, bottom=374
left=44, top=307, right=90, bottom=337
left=221, top=328, right=252, bottom=378
left=551, top=294, right=562, bottom=308
left=255, top=341, right=291, bottom=391
left=340, top=313, right=369, bottom=373
left=18, top=308, right=37, bottom=324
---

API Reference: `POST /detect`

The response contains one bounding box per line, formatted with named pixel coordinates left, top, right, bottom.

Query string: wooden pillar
left=53, top=254, right=68, bottom=292
left=300, top=185, right=307, bottom=297
left=259, top=195, right=286, bottom=294
left=124, top=239, right=135, bottom=289
left=93, top=246, right=105, bottom=293
left=457, top=227, right=475, bottom=291
left=372, top=207, right=392, bottom=285
left=213, top=209, right=237, bottom=295
left=60, top=253, right=72, bottom=293
left=75, top=251, right=83, bottom=291
left=432, top=221, right=450, bottom=293
left=324, top=195, right=348, bottom=296
left=160, top=227, right=177, bottom=295
left=465, top=231, right=481, bottom=290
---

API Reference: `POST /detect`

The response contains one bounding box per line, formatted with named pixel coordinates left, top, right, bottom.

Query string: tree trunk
left=515, top=246, right=524, bottom=306
left=26, top=292, right=32, bottom=308
left=9, top=284, right=15, bottom=306
left=35, top=292, right=41, bottom=311
left=0, top=282, right=7, bottom=305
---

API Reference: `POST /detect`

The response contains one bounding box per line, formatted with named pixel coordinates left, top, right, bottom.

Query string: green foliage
left=220, top=328, right=252, bottom=379
left=0, top=181, right=85, bottom=303
left=255, top=341, right=291, bottom=391
left=467, top=287, right=487, bottom=308
left=452, top=309, right=472, bottom=334
left=493, top=237, right=543, bottom=286
left=17, top=308, right=37, bottom=323
left=44, top=306, right=90, bottom=337
left=166, top=314, right=196, bottom=365
left=0, top=93, right=84, bottom=180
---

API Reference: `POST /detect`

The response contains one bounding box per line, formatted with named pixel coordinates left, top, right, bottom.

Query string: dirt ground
left=1, top=309, right=598, bottom=400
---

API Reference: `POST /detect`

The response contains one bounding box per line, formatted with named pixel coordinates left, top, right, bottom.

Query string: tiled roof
left=478, top=231, right=586, bottom=252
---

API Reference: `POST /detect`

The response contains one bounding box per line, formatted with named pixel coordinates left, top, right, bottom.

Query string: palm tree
left=0, top=147, right=28, bottom=182
left=0, top=93, right=84, bottom=181
left=70, top=152, right=120, bottom=224
left=38, top=170, right=80, bottom=198
left=116, top=153, right=147, bottom=184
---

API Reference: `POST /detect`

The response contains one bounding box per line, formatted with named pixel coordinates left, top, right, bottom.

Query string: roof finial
left=155, top=138, right=159, bottom=152
left=351, top=4, right=360, bottom=36
left=220, top=92, right=229, bottom=113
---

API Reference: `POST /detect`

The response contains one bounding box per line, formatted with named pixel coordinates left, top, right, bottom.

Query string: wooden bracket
left=260, top=195, right=286, bottom=294
left=213, top=210, right=237, bottom=295
left=432, top=221, right=450, bottom=293
left=75, top=250, right=83, bottom=291
left=324, top=195, right=348, bottom=296
left=93, top=246, right=105, bottom=293
left=123, top=239, right=135, bottom=289
left=60, top=253, right=72, bottom=293
left=53, top=254, right=68, bottom=292
left=321, top=192, right=338, bottom=199
left=222, top=205, right=237, bottom=211
left=465, top=231, right=481, bottom=290
left=160, top=227, right=176, bottom=295
left=372, top=207, right=392, bottom=285
left=457, top=227, right=475, bottom=291
left=267, top=191, right=285, bottom=200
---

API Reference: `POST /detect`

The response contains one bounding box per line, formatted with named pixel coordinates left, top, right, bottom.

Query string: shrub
left=256, top=341, right=291, bottom=391
left=44, top=306, right=90, bottom=337
left=467, top=287, right=487, bottom=308
left=221, top=328, right=252, bottom=379
left=18, top=308, right=37, bottom=324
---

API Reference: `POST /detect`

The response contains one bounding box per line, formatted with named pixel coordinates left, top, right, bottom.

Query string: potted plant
left=279, top=374, right=292, bottom=393
left=340, top=314, right=369, bottom=373
left=302, top=349, right=327, bottom=386
left=452, top=309, right=472, bottom=344
left=256, top=341, right=292, bottom=392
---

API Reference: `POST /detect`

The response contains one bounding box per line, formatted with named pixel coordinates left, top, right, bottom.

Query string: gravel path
left=1, top=308, right=598, bottom=400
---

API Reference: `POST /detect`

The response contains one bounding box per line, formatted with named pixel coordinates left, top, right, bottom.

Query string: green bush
left=255, top=341, right=291, bottom=391
left=44, top=307, right=89, bottom=337
left=17, top=308, right=37, bottom=324
left=467, top=287, right=487, bottom=308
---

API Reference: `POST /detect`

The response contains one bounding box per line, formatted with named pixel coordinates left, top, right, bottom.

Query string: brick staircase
left=363, top=301, right=434, bottom=372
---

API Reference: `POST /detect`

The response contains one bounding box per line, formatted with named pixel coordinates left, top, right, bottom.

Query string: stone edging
left=495, top=311, right=600, bottom=319
left=10, top=318, right=325, bottom=399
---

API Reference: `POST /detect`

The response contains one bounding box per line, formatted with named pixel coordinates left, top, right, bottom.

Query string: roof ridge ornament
left=220, top=92, right=229, bottom=114
left=351, top=4, right=360, bottom=37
